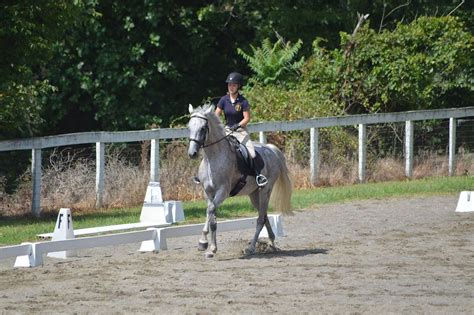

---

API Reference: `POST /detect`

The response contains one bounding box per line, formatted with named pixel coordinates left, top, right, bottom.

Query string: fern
left=238, top=37, right=304, bottom=85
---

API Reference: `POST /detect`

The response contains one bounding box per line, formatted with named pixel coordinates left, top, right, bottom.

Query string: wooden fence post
left=96, top=142, right=105, bottom=208
left=150, top=139, right=160, bottom=182
left=31, top=148, right=42, bottom=217
left=405, top=121, right=414, bottom=178
left=358, top=124, right=367, bottom=183
left=310, top=128, right=319, bottom=185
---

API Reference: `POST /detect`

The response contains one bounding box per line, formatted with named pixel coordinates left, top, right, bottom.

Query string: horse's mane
left=193, top=104, right=225, bottom=135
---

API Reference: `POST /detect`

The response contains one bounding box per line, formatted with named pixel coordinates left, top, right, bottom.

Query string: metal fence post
left=31, top=148, right=42, bottom=217
left=358, top=124, right=367, bottom=182
left=449, top=117, right=457, bottom=176
left=310, top=128, right=319, bottom=185
left=150, top=139, right=160, bottom=182
left=405, top=121, right=414, bottom=178
left=96, top=142, right=105, bottom=208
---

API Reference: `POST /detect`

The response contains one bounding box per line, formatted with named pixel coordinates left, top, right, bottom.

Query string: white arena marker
left=455, top=191, right=474, bottom=213
left=48, top=208, right=76, bottom=258
left=144, top=181, right=163, bottom=203
left=140, top=182, right=169, bottom=224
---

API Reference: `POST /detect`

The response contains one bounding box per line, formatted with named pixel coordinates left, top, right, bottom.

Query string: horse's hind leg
left=246, top=190, right=272, bottom=254
left=263, top=214, right=276, bottom=249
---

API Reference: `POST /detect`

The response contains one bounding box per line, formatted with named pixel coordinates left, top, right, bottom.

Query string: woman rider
left=215, top=72, right=268, bottom=187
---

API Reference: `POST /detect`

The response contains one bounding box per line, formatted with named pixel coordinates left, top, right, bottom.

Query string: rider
left=215, top=72, right=268, bottom=187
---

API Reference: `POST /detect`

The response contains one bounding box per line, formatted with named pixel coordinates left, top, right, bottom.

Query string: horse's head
left=187, top=104, right=214, bottom=159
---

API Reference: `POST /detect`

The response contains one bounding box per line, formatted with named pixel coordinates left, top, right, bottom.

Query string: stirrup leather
left=256, top=174, right=268, bottom=187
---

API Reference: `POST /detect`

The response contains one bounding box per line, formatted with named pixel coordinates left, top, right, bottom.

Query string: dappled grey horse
left=187, top=104, right=292, bottom=257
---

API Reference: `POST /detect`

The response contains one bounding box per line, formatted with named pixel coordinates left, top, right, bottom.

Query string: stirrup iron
left=256, top=174, right=268, bottom=187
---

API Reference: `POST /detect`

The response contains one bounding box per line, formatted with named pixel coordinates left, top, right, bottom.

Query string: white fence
left=1, top=107, right=473, bottom=216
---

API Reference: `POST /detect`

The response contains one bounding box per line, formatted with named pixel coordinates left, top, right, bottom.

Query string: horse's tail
left=267, top=144, right=293, bottom=215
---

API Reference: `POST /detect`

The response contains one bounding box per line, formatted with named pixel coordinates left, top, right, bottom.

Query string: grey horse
left=187, top=104, right=292, bottom=257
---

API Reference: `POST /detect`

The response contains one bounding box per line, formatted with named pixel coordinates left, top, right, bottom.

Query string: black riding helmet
left=225, top=72, right=244, bottom=86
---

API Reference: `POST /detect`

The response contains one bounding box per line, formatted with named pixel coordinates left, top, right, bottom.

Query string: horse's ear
left=188, top=104, right=194, bottom=114
left=205, top=105, right=215, bottom=114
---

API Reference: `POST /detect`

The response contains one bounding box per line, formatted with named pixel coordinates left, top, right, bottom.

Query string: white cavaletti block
left=165, top=200, right=185, bottom=223
left=455, top=191, right=474, bottom=213
left=259, top=215, right=284, bottom=238
left=140, top=183, right=185, bottom=224
left=140, top=182, right=168, bottom=224
left=14, top=243, right=36, bottom=267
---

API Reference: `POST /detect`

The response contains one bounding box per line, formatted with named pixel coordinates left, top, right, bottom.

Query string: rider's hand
left=229, top=124, right=240, bottom=132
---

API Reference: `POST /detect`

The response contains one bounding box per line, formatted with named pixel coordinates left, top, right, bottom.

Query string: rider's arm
left=215, top=107, right=223, bottom=117
left=240, top=110, right=250, bottom=128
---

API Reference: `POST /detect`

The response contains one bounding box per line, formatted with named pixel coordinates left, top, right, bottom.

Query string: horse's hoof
left=198, top=241, right=208, bottom=251
left=265, top=244, right=278, bottom=253
left=204, top=251, right=214, bottom=258
left=243, top=247, right=255, bottom=255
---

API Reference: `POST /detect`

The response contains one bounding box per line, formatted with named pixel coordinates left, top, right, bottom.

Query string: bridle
left=189, top=114, right=231, bottom=148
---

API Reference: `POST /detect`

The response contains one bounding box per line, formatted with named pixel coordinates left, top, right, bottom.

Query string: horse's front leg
left=198, top=199, right=213, bottom=251
left=205, top=189, right=227, bottom=258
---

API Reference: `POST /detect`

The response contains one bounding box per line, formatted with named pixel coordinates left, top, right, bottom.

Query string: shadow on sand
left=239, top=247, right=329, bottom=260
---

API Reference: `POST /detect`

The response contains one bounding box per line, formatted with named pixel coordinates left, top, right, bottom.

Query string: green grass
left=1, top=175, right=472, bottom=245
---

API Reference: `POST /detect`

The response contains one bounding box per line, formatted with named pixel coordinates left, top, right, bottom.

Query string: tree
left=0, top=1, right=81, bottom=139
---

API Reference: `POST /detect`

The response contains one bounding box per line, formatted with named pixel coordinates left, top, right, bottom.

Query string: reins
left=189, top=114, right=231, bottom=148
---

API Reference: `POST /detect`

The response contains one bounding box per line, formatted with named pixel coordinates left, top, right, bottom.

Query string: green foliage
left=242, top=16, right=474, bottom=164
left=0, top=81, right=56, bottom=138
left=0, top=1, right=81, bottom=139
left=245, top=16, right=474, bottom=123
left=334, top=16, right=474, bottom=113
left=237, top=37, right=304, bottom=85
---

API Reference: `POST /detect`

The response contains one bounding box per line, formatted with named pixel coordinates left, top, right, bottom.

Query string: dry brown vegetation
left=1, top=140, right=473, bottom=217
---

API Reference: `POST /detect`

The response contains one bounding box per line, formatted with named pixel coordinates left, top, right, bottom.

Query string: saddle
left=227, top=136, right=265, bottom=196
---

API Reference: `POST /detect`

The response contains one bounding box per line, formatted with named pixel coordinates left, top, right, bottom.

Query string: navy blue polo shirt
left=216, top=94, right=250, bottom=127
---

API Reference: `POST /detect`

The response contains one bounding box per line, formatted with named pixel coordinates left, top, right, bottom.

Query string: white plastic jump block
left=455, top=191, right=474, bottom=213
left=140, top=182, right=185, bottom=225
left=140, top=200, right=185, bottom=224
left=11, top=243, right=34, bottom=268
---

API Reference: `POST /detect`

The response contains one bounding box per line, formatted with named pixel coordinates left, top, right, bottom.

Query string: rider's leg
left=239, top=129, right=268, bottom=187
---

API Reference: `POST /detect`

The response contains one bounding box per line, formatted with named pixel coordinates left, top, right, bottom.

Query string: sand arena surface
left=0, top=195, right=473, bottom=313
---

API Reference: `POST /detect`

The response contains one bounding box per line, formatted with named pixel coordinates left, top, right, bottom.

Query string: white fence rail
left=1, top=215, right=283, bottom=267
left=1, top=107, right=473, bottom=216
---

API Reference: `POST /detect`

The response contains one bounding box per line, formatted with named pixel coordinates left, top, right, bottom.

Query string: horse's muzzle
left=188, top=143, right=199, bottom=159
